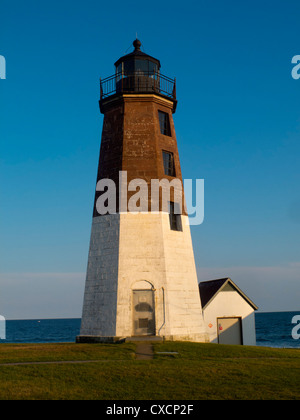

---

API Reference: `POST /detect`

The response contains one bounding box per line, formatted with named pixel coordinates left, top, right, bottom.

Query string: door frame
left=132, top=289, right=156, bottom=337
left=217, top=316, right=243, bottom=345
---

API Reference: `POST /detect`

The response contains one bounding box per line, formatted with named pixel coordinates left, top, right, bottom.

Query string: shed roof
left=199, top=278, right=258, bottom=311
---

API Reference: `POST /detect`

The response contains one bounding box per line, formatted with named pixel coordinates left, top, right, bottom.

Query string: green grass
left=0, top=342, right=135, bottom=364
left=0, top=341, right=299, bottom=400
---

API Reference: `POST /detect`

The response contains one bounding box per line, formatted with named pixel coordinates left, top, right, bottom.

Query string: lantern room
left=114, top=39, right=160, bottom=94
left=115, top=39, right=161, bottom=77
left=99, top=39, right=177, bottom=111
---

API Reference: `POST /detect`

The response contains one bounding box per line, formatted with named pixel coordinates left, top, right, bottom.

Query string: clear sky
left=0, top=0, right=300, bottom=319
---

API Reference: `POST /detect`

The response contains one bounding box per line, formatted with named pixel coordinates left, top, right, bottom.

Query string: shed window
left=158, top=111, right=171, bottom=136
left=162, top=151, right=175, bottom=177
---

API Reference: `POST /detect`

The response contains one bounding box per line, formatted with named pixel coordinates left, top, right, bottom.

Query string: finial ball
left=133, top=39, right=142, bottom=51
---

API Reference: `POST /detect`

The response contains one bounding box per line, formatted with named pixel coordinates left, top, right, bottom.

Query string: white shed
left=199, top=278, right=258, bottom=346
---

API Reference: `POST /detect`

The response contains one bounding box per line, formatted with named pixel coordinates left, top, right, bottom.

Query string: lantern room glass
left=115, top=58, right=159, bottom=92
left=116, top=59, right=158, bottom=77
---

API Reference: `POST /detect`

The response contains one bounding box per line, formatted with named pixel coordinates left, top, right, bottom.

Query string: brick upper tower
left=77, top=40, right=208, bottom=343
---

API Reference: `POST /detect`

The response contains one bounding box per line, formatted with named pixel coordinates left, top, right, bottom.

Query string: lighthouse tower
left=77, top=40, right=208, bottom=343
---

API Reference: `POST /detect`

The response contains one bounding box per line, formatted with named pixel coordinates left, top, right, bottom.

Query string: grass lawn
left=0, top=341, right=299, bottom=400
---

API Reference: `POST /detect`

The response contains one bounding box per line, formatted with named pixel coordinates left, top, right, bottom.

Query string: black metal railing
left=100, top=72, right=176, bottom=101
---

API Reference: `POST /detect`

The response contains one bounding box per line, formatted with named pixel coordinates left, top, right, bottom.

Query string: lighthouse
left=77, top=40, right=208, bottom=343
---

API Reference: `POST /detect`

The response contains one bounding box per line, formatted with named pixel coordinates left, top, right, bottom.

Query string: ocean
left=0, top=312, right=299, bottom=348
left=255, top=311, right=300, bottom=349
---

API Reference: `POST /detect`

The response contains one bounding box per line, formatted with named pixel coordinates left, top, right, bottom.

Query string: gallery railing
left=100, top=72, right=176, bottom=101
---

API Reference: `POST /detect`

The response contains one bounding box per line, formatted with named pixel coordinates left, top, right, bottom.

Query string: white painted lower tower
left=78, top=212, right=208, bottom=342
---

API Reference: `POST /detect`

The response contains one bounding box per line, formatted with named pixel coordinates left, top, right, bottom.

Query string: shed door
left=132, top=290, right=155, bottom=336
left=217, top=317, right=242, bottom=345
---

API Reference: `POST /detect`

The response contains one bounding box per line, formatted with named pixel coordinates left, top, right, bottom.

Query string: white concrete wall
left=80, top=212, right=209, bottom=342
left=116, top=212, right=208, bottom=342
left=116, top=212, right=166, bottom=337
left=202, top=283, right=257, bottom=345
left=80, top=214, right=120, bottom=337
left=160, top=213, right=208, bottom=341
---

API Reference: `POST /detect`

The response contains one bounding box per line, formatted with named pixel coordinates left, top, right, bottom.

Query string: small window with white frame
left=169, top=202, right=182, bottom=232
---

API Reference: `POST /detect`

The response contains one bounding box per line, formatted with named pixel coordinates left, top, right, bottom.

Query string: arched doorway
left=132, top=282, right=155, bottom=336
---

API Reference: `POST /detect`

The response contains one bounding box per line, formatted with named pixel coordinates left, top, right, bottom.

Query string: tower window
left=162, top=151, right=175, bottom=177
left=169, top=202, right=182, bottom=232
left=158, top=111, right=171, bottom=136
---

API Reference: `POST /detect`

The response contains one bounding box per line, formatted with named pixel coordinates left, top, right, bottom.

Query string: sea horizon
left=0, top=311, right=299, bottom=349
left=4, top=309, right=299, bottom=322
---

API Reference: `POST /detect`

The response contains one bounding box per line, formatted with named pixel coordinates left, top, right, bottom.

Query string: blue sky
left=0, top=0, right=300, bottom=318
